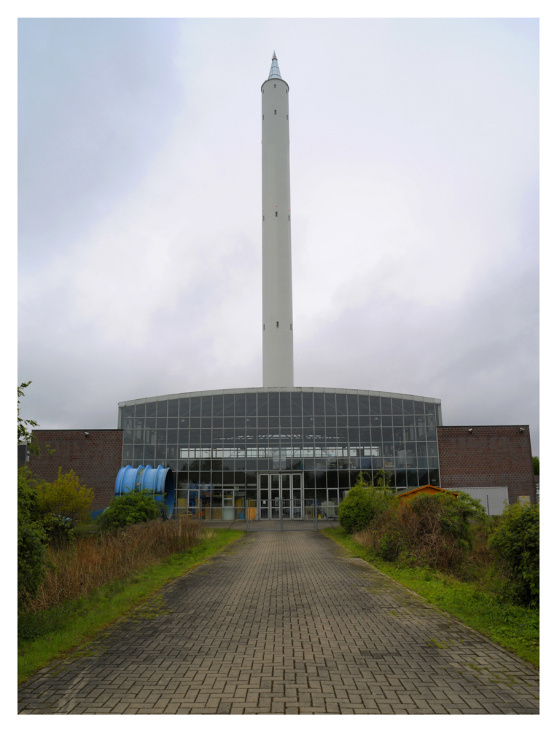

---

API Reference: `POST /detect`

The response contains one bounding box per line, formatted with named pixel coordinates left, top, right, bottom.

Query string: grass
left=322, top=526, right=539, bottom=667
left=18, top=528, right=244, bottom=683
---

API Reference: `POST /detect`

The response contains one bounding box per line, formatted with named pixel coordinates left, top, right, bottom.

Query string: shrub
left=97, top=490, right=164, bottom=532
left=488, top=502, right=539, bottom=607
left=338, top=473, right=393, bottom=534
left=36, top=468, right=94, bottom=527
left=356, top=490, right=486, bottom=573
left=18, top=468, right=48, bottom=606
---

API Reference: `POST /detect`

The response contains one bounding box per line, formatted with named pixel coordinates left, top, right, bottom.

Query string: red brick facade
left=437, top=425, right=536, bottom=504
left=29, top=430, right=124, bottom=512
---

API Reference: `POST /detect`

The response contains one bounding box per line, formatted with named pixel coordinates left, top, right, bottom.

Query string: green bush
left=97, top=490, right=165, bottom=532
left=358, top=490, right=487, bottom=573
left=338, top=473, right=393, bottom=534
left=18, top=468, right=48, bottom=606
left=488, top=502, right=539, bottom=607
left=36, top=468, right=94, bottom=526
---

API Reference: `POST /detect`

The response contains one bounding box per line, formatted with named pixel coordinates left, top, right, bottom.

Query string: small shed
left=397, top=485, right=459, bottom=502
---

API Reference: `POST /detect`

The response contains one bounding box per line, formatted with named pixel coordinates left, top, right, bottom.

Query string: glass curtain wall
left=119, top=389, right=442, bottom=515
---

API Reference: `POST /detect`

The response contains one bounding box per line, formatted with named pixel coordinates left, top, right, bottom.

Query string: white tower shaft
left=261, top=54, right=294, bottom=387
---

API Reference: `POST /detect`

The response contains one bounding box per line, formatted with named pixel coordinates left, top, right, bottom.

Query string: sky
left=17, top=16, right=540, bottom=454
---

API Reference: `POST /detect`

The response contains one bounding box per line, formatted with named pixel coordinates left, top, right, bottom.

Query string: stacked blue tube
left=114, top=465, right=175, bottom=518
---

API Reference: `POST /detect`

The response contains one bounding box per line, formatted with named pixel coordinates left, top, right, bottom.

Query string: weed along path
left=18, top=531, right=539, bottom=715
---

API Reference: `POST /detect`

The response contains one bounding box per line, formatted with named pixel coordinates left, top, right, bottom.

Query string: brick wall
left=29, top=430, right=124, bottom=513
left=438, top=425, right=536, bottom=505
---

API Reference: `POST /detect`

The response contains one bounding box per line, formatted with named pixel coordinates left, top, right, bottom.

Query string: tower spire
left=268, top=52, right=282, bottom=80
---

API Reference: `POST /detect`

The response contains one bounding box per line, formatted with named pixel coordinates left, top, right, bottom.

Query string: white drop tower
left=261, top=52, right=294, bottom=387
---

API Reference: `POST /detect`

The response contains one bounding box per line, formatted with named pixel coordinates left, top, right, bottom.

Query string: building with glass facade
left=118, top=387, right=442, bottom=518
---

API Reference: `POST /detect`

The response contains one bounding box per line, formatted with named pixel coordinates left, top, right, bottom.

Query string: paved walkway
left=18, top=531, right=539, bottom=714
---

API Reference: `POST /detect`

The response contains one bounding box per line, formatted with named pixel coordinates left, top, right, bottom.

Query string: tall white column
left=261, top=53, right=294, bottom=387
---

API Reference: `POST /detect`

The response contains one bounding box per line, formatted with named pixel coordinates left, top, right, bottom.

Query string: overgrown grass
left=18, top=528, right=244, bottom=683
left=322, top=527, right=539, bottom=667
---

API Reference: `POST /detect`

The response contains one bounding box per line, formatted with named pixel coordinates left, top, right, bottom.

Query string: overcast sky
left=17, top=17, right=539, bottom=453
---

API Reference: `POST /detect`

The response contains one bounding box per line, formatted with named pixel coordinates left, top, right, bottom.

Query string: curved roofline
left=119, top=386, right=441, bottom=407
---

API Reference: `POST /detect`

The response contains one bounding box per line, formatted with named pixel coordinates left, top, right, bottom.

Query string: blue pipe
left=114, top=464, right=175, bottom=517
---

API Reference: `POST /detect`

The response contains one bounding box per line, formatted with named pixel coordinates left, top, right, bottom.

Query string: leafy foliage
left=18, top=468, right=48, bottom=606
left=338, top=472, right=394, bottom=534
left=36, top=468, right=94, bottom=526
left=17, top=381, right=39, bottom=455
left=532, top=456, right=539, bottom=476
left=358, top=490, right=487, bottom=572
left=488, top=502, right=539, bottom=607
left=97, top=490, right=166, bottom=532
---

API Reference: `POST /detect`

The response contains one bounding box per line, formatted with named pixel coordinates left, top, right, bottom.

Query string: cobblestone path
left=18, top=531, right=539, bottom=714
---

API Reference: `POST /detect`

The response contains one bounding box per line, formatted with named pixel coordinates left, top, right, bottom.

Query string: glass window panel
left=382, top=415, right=393, bottom=426
left=268, top=392, right=279, bottom=415
left=428, top=468, right=440, bottom=485
left=155, top=447, right=166, bottom=462
left=156, top=401, right=168, bottom=417
left=325, top=392, right=336, bottom=414
left=146, top=401, right=156, bottom=418
left=133, top=445, right=143, bottom=461
left=382, top=427, right=393, bottom=442
left=302, top=391, right=313, bottom=416
left=406, top=470, right=418, bottom=487
left=348, top=415, right=359, bottom=427
left=313, top=392, right=325, bottom=415
left=395, top=471, right=407, bottom=487
left=392, top=399, right=403, bottom=415
left=167, top=399, right=178, bottom=417
left=244, top=392, right=256, bottom=416
left=357, top=394, right=369, bottom=415
left=235, top=393, right=246, bottom=416
left=124, top=405, right=135, bottom=419
left=188, top=397, right=200, bottom=417
left=156, top=417, right=167, bottom=428
left=144, top=444, right=155, bottom=461
left=257, top=392, right=269, bottom=416
left=135, top=403, right=145, bottom=418
left=414, top=400, right=425, bottom=414
left=393, top=427, right=404, bottom=442
left=221, top=394, right=233, bottom=416
left=425, top=402, right=435, bottom=415
left=124, top=428, right=134, bottom=445
left=348, top=428, right=359, bottom=443
left=201, top=395, right=212, bottom=417
left=380, top=397, right=392, bottom=414
left=211, top=394, right=223, bottom=416
left=279, top=392, right=291, bottom=416
left=335, top=393, right=347, bottom=415
left=200, top=429, right=211, bottom=443
left=403, top=399, right=414, bottom=415
left=167, top=429, right=178, bottom=444
left=417, top=469, right=429, bottom=486
left=290, top=392, right=302, bottom=416
left=178, top=398, right=190, bottom=416
left=393, top=416, right=404, bottom=426
left=167, top=418, right=178, bottom=428
left=347, top=394, right=358, bottom=415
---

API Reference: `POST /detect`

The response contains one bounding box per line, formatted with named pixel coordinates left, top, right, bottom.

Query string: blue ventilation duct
left=114, top=464, right=175, bottom=517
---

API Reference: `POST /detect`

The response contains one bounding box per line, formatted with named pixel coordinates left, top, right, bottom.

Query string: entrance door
left=258, top=474, right=303, bottom=519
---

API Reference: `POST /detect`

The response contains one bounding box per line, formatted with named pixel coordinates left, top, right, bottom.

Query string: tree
left=18, top=467, right=48, bottom=605
left=489, top=501, right=539, bottom=606
left=35, top=469, right=94, bottom=543
left=532, top=456, right=539, bottom=476
left=36, top=469, right=94, bottom=525
left=17, top=381, right=39, bottom=455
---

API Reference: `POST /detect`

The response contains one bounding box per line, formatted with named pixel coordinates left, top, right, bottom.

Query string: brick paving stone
left=18, top=531, right=539, bottom=714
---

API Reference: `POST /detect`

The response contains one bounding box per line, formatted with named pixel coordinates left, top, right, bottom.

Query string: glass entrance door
left=258, top=474, right=303, bottom=519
